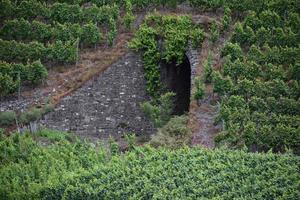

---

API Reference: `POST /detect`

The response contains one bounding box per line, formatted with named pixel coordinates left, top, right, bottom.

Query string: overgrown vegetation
left=129, top=12, right=204, bottom=97
left=0, top=0, right=119, bottom=97
left=1, top=1, right=300, bottom=198
left=150, top=115, right=190, bottom=148
left=0, top=103, right=54, bottom=128
left=209, top=0, right=300, bottom=153
left=141, top=92, right=175, bottom=128
left=0, top=132, right=299, bottom=199
left=193, top=76, right=205, bottom=101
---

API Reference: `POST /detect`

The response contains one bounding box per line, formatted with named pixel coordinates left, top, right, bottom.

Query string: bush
left=221, top=7, right=231, bottom=30
left=0, top=111, right=16, bottom=126
left=81, top=22, right=101, bottom=45
left=0, top=74, right=18, bottom=97
left=193, top=76, right=205, bottom=100
left=141, top=92, right=175, bottom=128
left=203, top=53, right=213, bottom=83
left=37, top=129, right=73, bottom=142
left=123, top=0, right=135, bottom=30
left=191, top=27, right=205, bottom=48
left=221, top=42, right=243, bottom=61
left=150, top=115, right=190, bottom=148
left=124, top=133, right=136, bottom=150
left=19, top=108, right=43, bottom=123
left=209, top=21, right=220, bottom=43
left=26, top=60, right=48, bottom=85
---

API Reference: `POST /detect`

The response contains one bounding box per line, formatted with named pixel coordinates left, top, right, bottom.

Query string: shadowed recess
left=161, top=55, right=191, bottom=115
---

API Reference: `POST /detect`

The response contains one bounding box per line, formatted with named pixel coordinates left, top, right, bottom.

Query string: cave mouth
left=160, top=54, right=191, bottom=115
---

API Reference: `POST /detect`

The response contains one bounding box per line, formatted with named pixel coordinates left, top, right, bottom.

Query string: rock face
left=41, top=53, right=155, bottom=141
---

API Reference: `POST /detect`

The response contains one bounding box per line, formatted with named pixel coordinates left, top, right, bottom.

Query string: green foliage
left=0, top=111, right=16, bottom=126
left=212, top=71, right=233, bottom=95
left=0, top=39, right=79, bottom=64
left=53, top=22, right=82, bottom=42
left=203, top=52, right=213, bottom=83
left=16, top=0, right=49, bottom=20
left=0, top=60, right=47, bottom=96
left=47, top=39, right=79, bottom=63
left=36, top=129, right=73, bottom=143
left=221, top=6, right=231, bottom=30
left=214, top=1, right=300, bottom=152
left=0, top=0, right=14, bottom=19
left=292, top=63, right=300, bottom=81
left=0, top=19, right=102, bottom=46
left=141, top=92, right=175, bottom=128
left=150, top=115, right=190, bottom=148
left=0, top=128, right=4, bottom=138
left=123, top=0, right=135, bottom=30
left=129, top=22, right=160, bottom=97
left=26, top=60, right=48, bottom=85
left=209, top=21, right=219, bottom=43
left=124, top=133, right=136, bottom=150
left=50, top=3, right=82, bottom=23
left=130, top=13, right=204, bottom=97
left=108, top=136, right=119, bottom=156
left=20, top=108, right=42, bottom=123
left=81, top=22, right=101, bottom=45
left=0, top=74, right=18, bottom=97
left=0, top=39, right=46, bottom=63
left=193, top=76, right=205, bottom=100
left=0, top=133, right=299, bottom=199
left=0, top=18, right=45, bottom=42
left=231, top=23, right=255, bottom=46
left=190, top=27, right=205, bottom=48
left=221, top=42, right=243, bottom=61
left=189, top=0, right=223, bottom=9
left=107, top=17, right=117, bottom=46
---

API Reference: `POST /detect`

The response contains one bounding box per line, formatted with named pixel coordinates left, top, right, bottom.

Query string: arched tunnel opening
left=160, top=54, right=191, bottom=115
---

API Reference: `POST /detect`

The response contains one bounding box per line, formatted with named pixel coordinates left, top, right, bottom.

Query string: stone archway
left=160, top=45, right=200, bottom=115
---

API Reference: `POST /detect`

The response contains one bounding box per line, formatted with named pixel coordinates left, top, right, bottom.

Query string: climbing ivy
left=129, top=13, right=204, bottom=98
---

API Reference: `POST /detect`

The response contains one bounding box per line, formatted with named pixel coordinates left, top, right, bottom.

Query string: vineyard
left=0, top=0, right=120, bottom=96
left=209, top=1, right=300, bottom=153
left=0, top=0, right=300, bottom=199
left=0, top=132, right=299, bottom=199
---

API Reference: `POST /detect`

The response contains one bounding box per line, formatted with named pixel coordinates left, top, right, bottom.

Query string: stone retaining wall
left=41, top=52, right=155, bottom=141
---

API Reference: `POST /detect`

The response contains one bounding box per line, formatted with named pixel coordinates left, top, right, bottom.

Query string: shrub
left=124, top=133, right=136, bottom=150
left=209, top=21, right=220, bottom=43
left=150, top=115, right=190, bottom=148
left=0, top=111, right=16, bottom=126
left=203, top=52, right=213, bottom=83
left=221, top=6, right=231, bottom=30
left=123, top=0, right=135, bottom=30
left=37, top=129, right=73, bottom=142
left=19, top=108, right=43, bottom=123
left=81, top=22, right=101, bottom=45
left=108, top=136, right=119, bottom=156
left=0, top=74, right=18, bottom=97
left=221, top=42, right=243, bottom=61
left=191, top=27, right=205, bottom=48
left=141, top=92, right=175, bottom=128
left=26, top=60, right=48, bottom=85
left=193, top=76, right=205, bottom=100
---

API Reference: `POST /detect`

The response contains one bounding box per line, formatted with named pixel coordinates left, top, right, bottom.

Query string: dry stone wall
left=41, top=52, right=155, bottom=141
left=40, top=45, right=200, bottom=141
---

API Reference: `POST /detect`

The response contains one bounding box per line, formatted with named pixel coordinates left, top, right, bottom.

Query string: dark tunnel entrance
left=160, top=55, right=191, bottom=115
